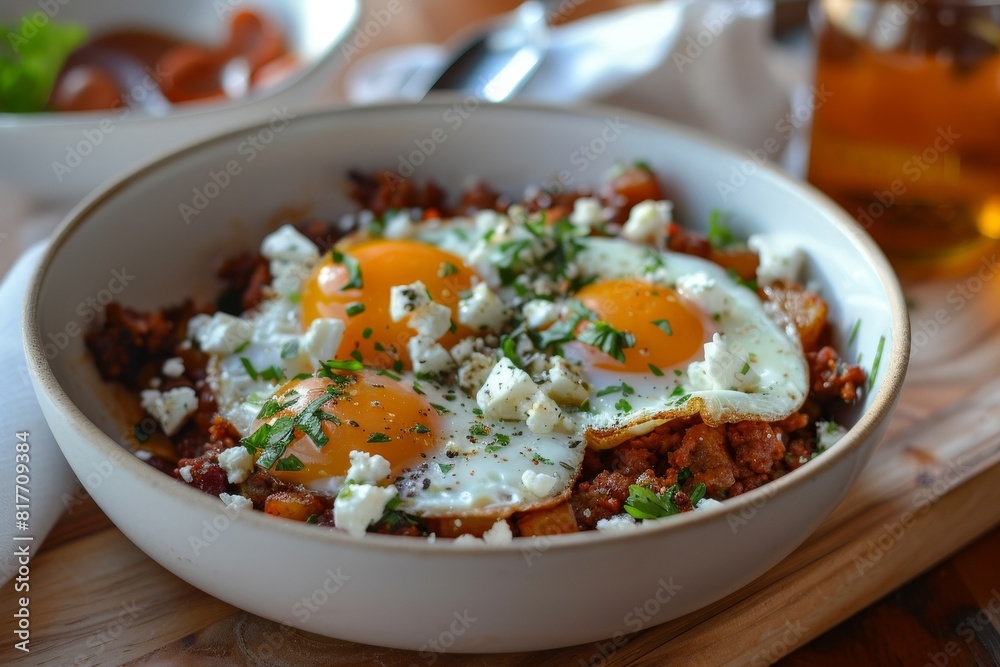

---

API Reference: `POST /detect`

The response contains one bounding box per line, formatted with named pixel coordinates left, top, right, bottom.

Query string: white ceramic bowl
left=0, top=0, right=358, bottom=201
left=24, top=102, right=909, bottom=653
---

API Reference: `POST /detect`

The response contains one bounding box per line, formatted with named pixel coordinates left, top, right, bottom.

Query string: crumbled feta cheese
left=449, top=337, right=478, bottom=363
left=191, top=312, right=253, bottom=355
left=596, top=513, right=638, bottom=532
left=521, top=469, right=558, bottom=497
left=140, top=386, right=199, bottom=436
left=569, top=197, right=605, bottom=229
left=345, top=450, right=391, bottom=484
left=389, top=281, right=431, bottom=322
left=161, top=357, right=185, bottom=378
left=523, top=299, right=560, bottom=329
left=334, top=483, right=397, bottom=538
left=458, top=283, right=508, bottom=332
left=260, top=225, right=320, bottom=263
left=525, top=392, right=566, bottom=434
left=457, top=351, right=495, bottom=396
left=408, top=302, right=453, bottom=341
left=408, top=335, right=455, bottom=375
left=482, top=519, right=514, bottom=545
left=148, top=377, right=162, bottom=389
left=219, top=492, right=253, bottom=511
left=474, top=209, right=505, bottom=233
left=383, top=211, right=417, bottom=239
left=476, top=358, right=541, bottom=420
left=687, top=333, right=759, bottom=392
left=217, top=446, right=254, bottom=484
left=269, top=259, right=312, bottom=299
left=748, top=234, right=805, bottom=285
left=694, top=498, right=724, bottom=511
left=539, top=356, right=590, bottom=407
left=178, top=465, right=193, bottom=483
left=453, top=533, right=481, bottom=545
left=675, top=272, right=729, bottom=315
left=621, top=199, right=672, bottom=244
left=302, top=318, right=345, bottom=367
left=816, top=420, right=848, bottom=452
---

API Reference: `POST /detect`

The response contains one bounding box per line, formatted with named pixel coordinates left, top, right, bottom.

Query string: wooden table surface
left=5, top=1, right=1000, bottom=665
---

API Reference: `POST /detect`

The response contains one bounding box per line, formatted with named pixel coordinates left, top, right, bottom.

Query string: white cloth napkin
left=346, top=0, right=796, bottom=156
left=0, top=242, right=77, bottom=585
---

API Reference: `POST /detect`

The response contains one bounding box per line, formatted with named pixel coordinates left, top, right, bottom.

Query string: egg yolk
left=301, top=240, right=479, bottom=368
left=264, top=373, right=440, bottom=486
left=573, top=278, right=705, bottom=372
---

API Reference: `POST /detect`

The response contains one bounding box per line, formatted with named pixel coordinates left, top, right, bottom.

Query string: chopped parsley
left=500, top=335, right=524, bottom=368
left=376, top=369, right=401, bottom=381
left=346, top=302, right=366, bottom=317
left=577, top=321, right=635, bottom=364
left=438, top=261, right=459, bottom=277
left=596, top=382, right=635, bottom=397
left=652, top=319, right=673, bottom=336
left=240, top=357, right=259, bottom=380
left=848, top=319, right=861, bottom=347
left=707, top=210, right=735, bottom=248
left=648, top=363, right=664, bottom=377
left=366, top=432, right=392, bottom=444
left=412, top=382, right=426, bottom=396
left=362, top=327, right=374, bottom=339
left=323, top=359, right=364, bottom=372
left=624, top=484, right=679, bottom=520
left=532, top=453, right=554, bottom=465
left=331, top=250, right=363, bottom=291
left=410, top=423, right=431, bottom=434
left=430, top=403, right=452, bottom=415
left=275, top=455, right=304, bottom=472
left=255, top=396, right=295, bottom=420
left=615, top=398, right=632, bottom=412
left=670, top=385, right=686, bottom=398
left=350, top=350, right=364, bottom=363
left=740, top=361, right=751, bottom=375
left=439, top=463, right=453, bottom=473
left=869, top=335, right=886, bottom=391
left=470, top=423, right=490, bottom=437
left=280, top=341, right=299, bottom=359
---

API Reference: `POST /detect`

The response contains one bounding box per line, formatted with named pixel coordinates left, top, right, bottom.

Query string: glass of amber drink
left=808, top=0, right=1000, bottom=274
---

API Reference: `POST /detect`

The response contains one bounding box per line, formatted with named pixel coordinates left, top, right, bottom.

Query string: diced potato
left=514, top=502, right=579, bottom=536
left=263, top=491, right=326, bottom=522
left=763, top=283, right=829, bottom=352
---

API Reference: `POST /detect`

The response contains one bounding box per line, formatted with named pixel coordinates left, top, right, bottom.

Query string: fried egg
left=184, top=202, right=809, bottom=534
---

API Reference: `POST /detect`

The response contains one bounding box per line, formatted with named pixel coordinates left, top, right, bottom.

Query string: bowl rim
left=23, top=99, right=911, bottom=555
left=0, top=0, right=360, bottom=128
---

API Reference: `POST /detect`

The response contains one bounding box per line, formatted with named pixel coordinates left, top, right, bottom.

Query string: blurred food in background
left=808, top=0, right=1000, bottom=273
left=0, top=8, right=295, bottom=114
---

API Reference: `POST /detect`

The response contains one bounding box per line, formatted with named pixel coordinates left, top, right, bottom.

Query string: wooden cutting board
left=3, top=267, right=1000, bottom=666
